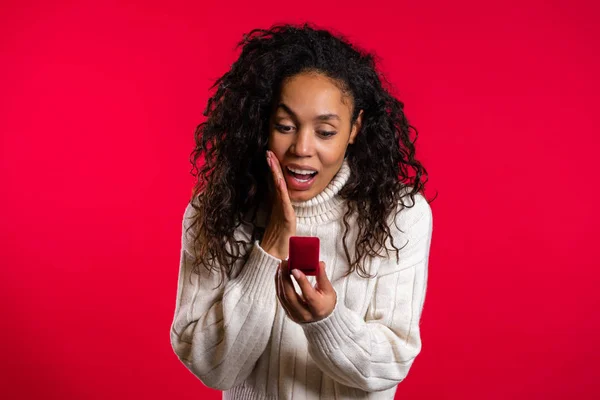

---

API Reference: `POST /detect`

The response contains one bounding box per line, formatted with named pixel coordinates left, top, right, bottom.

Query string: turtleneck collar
left=290, top=158, right=351, bottom=225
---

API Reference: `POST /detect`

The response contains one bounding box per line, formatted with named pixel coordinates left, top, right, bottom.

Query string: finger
left=276, top=180, right=296, bottom=227
left=278, top=263, right=305, bottom=320
left=267, top=150, right=285, bottom=180
left=276, top=266, right=295, bottom=318
left=267, top=151, right=286, bottom=202
left=266, top=151, right=280, bottom=186
left=281, top=264, right=311, bottom=320
left=267, top=151, right=285, bottom=184
left=267, top=152, right=294, bottom=209
left=280, top=260, right=305, bottom=304
left=291, top=269, right=317, bottom=304
left=278, top=177, right=295, bottom=220
left=315, top=261, right=334, bottom=294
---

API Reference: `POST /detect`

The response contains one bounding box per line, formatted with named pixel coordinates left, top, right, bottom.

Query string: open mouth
left=286, top=167, right=318, bottom=182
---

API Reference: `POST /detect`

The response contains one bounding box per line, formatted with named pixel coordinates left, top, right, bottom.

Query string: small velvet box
left=288, top=236, right=320, bottom=276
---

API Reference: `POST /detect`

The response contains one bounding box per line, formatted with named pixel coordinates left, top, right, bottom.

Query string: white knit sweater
left=170, top=159, right=433, bottom=399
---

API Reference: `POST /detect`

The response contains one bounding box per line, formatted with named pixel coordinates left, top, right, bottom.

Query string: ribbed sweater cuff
left=227, top=241, right=281, bottom=305
left=300, top=294, right=362, bottom=353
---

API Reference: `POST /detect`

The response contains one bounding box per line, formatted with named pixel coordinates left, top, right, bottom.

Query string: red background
left=1, top=0, right=599, bottom=398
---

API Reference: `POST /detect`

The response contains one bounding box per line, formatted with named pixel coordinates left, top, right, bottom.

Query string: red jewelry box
left=288, top=236, right=320, bottom=276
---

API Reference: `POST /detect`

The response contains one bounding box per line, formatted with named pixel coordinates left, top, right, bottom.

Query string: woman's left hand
left=275, top=260, right=337, bottom=323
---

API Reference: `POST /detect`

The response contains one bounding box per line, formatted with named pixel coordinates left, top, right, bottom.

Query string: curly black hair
left=186, top=22, right=435, bottom=283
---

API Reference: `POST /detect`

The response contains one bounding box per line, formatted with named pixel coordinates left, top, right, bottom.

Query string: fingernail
left=291, top=269, right=301, bottom=279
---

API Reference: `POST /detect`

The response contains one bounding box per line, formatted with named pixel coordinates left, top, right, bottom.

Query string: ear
left=349, top=109, right=363, bottom=144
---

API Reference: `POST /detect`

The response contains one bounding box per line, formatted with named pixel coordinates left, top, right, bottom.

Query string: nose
left=291, top=128, right=315, bottom=157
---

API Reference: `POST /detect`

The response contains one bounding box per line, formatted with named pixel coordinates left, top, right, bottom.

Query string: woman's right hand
left=260, top=150, right=296, bottom=260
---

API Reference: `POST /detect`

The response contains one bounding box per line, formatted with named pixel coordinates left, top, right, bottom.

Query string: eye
left=275, top=124, right=295, bottom=133
left=318, top=130, right=337, bottom=138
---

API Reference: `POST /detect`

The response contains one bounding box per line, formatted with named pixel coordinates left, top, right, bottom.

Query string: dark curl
left=186, top=22, right=435, bottom=283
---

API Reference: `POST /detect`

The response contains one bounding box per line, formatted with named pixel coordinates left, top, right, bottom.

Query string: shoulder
left=181, top=196, right=255, bottom=252
left=183, top=197, right=200, bottom=230
left=373, top=189, right=433, bottom=275
left=181, top=197, right=201, bottom=254
left=389, top=188, right=433, bottom=238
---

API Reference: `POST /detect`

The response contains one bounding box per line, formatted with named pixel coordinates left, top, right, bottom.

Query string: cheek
left=316, top=140, right=348, bottom=166
left=268, top=132, right=289, bottom=158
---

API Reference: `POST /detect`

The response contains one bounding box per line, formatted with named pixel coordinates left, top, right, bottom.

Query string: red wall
left=1, top=0, right=598, bottom=398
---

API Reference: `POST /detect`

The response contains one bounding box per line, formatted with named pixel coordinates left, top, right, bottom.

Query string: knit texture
left=170, top=159, right=434, bottom=399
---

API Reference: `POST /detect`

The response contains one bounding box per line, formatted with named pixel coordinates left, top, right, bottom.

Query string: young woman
left=170, top=23, right=434, bottom=399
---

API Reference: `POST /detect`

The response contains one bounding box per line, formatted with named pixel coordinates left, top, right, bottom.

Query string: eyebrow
left=276, top=103, right=340, bottom=121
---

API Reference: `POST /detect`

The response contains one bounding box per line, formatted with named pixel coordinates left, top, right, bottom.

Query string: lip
left=285, top=163, right=318, bottom=172
left=283, top=164, right=318, bottom=191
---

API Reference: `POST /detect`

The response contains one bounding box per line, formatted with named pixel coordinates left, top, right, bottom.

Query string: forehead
left=276, top=72, right=353, bottom=118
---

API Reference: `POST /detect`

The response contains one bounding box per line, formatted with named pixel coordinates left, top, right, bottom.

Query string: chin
left=289, top=190, right=316, bottom=202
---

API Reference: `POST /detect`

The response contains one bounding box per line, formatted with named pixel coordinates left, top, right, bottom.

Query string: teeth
left=287, top=167, right=316, bottom=175
left=293, top=174, right=312, bottom=182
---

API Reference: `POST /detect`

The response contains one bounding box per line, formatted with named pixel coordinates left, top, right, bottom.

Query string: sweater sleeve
left=170, top=202, right=281, bottom=390
left=300, top=195, right=433, bottom=392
